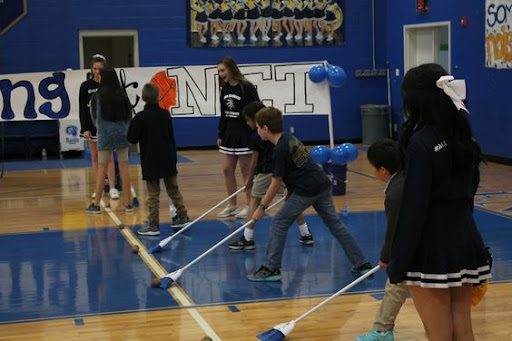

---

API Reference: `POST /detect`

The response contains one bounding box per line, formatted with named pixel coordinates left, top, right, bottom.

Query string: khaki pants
left=146, top=177, right=187, bottom=227
left=373, top=279, right=409, bottom=332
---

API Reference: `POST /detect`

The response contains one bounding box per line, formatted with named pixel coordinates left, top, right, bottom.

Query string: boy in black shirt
left=127, top=84, right=190, bottom=236
left=228, top=102, right=313, bottom=250
left=247, top=107, right=371, bottom=281
left=355, top=139, right=407, bottom=341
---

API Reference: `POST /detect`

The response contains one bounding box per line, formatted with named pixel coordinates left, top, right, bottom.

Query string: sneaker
left=125, top=204, right=135, bottom=213
left=248, top=265, right=281, bottom=282
left=137, top=225, right=160, bottom=236
left=355, top=330, right=394, bottom=341
left=109, top=188, right=120, bottom=199
left=352, top=262, right=373, bottom=276
left=171, top=216, right=190, bottom=229
left=200, top=36, right=207, bottom=43
left=217, top=205, right=239, bottom=218
left=235, top=206, right=249, bottom=219
left=85, top=203, right=100, bottom=214
left=299, top=233, right=315, bottom=245
left=229, top=236, right=256, bottom=250
left=90, top=192, right=96, bottom=199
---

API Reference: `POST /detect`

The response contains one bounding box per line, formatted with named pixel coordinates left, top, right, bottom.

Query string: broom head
left=149, top=245, right=162, bottom=254
left=257, top=321, right=295, bottom=341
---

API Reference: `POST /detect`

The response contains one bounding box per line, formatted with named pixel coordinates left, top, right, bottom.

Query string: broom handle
left=159, top=186, right=247, bottom=248
left=181, top=196, right=286, bottom=272
left=295, top=265, right=380, bottom=323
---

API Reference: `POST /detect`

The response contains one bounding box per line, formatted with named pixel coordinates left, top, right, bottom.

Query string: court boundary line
left=3, top=280, right=511, bottom=326
left=100, top=200, right=222, bottom=341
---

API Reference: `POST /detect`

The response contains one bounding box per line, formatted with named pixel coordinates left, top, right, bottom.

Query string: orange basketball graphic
left=150, top=71, right=177, bottom=110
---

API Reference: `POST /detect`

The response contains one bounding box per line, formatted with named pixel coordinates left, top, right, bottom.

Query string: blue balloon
left=308, top=65, right=327, bottom=83
left=327, top=65, right=348, bottom=88
left=331, top=145, right=349, bottom=165
left=341, top=143, right=358, bottom=162
left=310, top=145, right=331, bottom=164
left=84, top=144, right=91, bottom=161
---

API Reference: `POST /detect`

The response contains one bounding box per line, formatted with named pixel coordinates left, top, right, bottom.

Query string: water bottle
left=41, top=148, right=47, bottom=161
left=341, top=205, right=349, bottom=217
left=169, top=204, right=177, bottom=219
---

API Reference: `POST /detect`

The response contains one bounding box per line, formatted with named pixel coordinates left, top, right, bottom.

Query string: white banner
left=485, top=0, right=512, bottom=68
left=0, top=61, right=331, bottom=121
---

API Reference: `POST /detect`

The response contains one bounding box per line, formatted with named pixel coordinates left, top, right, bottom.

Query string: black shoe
left=171, top=216, right=190, bottom=229
left=137, top=225, right=160, bottom=236
left=299, top=233, right=314, bottom=245
left=229, top=236, right=256, bottom=250
left=247, top=265, right=281, bottom=282
left=352, top=262, right=373, bottom=276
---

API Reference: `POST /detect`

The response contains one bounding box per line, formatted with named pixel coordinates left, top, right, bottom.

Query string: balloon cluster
left=308, top=63, right=347, bottom=88
left=310, top=143, right=358, bottom=165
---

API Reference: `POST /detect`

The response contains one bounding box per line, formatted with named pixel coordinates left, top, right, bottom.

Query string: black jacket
left=79, top=78, right=100, bottom=135
left=127, top=104, right=178, bottom=180
left=380, top=171, right=404, bottom=264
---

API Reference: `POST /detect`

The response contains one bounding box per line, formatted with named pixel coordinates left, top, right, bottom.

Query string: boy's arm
left=251, top=177, right=283, bottom=221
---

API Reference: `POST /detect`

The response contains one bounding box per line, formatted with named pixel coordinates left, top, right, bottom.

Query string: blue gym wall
left=385, top=0, right=512, bottom=160
left=0, top=0, right=388, bottom=148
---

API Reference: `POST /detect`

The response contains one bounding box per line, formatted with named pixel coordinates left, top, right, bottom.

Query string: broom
left=148, top=186, right=247, bottom=254
left=158, top=196, right=286, bottom=289
left=257, top=265, right=380, bottom=341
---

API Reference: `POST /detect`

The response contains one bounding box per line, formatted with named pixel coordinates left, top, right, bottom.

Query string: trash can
left=360, top=104, right=390, bottom=144
left=323, top=163, right=347, bottom=196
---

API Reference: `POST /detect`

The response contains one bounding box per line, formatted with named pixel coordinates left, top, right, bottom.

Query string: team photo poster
left=189, top=0, right=345, bottom=48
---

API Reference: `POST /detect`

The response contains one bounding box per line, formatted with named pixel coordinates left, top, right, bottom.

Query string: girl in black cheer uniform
left=388, top=63, right=491, bottom=340
left=216, top=57, right=260, bottom=218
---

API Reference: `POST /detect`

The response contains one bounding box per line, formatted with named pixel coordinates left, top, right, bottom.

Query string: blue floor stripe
left=227, top=305, right=240, bottom=312
left=2, top=154, right=191, bottom=171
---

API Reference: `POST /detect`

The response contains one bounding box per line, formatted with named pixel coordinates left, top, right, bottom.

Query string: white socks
left=244, top=228, right=254, bottom=241
left=298, top=223, right=310, bottom=236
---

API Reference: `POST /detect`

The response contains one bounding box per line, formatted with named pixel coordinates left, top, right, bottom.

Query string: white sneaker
left=109, top=188, right=120, bottom=200
left=238, top=35, right=245, bottom=41
left=217, top=205, right=239, bottom=218
left=250, top=35, right=258, bottom=41
left=235, top=206, right=249, bottom=219
left=326, top=35, right=334, bottom=41
left=294, top=34, right=302, bottom=40
left=200, top=37, right=207, bottom=43
left=285, top=34, right=293, bottom=40
left=90, top=192, right=96, bottom=199
left=211, top=34, right=219, bottom=41
left=262, top=35, right=271, bottom=42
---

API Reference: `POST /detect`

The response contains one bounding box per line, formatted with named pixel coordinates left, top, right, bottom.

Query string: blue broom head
left=149, top=245, right=162, bottom=254
left=257, top=328, right=285, bottom=341
left=132, top=197, right=140, bottom=208
left=159, top=277, right=174, bottom=289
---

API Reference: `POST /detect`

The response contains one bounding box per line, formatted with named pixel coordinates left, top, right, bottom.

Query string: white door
left=404, top=22, right=451, bottom=73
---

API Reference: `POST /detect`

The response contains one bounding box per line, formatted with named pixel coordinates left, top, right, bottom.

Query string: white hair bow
left=92, top=54, right=106, bottom=61
left=436, top=75, right=469, bottom=113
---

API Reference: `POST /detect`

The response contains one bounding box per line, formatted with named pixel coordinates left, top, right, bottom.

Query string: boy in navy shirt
left=229, top=101, right=313, bottom=250
left=247, top=107, right=371, bottom=281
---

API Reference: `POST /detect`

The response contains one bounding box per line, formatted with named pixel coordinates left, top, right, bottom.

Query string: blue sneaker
left=355, top=330, right=394, bottom=341
left=247, top=265, right=281, bottom=282
left=85, top=204, right=100, bottom=214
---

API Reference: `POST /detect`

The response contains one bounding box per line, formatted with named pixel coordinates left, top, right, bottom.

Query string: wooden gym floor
left=0, top=149, right=511, bottom=340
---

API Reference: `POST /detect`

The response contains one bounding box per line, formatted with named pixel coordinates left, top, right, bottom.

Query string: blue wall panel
left=385, top=1, right=512, bottom=159
left=0, top=0, right=388, bottom=146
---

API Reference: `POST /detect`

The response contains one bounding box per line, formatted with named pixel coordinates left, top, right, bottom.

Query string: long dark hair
left=399, top=63, right=482, bottom=172
left=217, top=56, right=246, bottom=88
left=98, top=67, right=131, bottom=122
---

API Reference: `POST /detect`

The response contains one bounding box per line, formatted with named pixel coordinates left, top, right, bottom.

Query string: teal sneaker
left=355, top=330, right=394, bottom=341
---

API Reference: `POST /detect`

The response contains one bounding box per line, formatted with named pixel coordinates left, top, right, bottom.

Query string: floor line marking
left=100, top=200, right=222, bottom=341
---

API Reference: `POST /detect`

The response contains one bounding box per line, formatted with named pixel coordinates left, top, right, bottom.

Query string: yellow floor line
left=100, top=201, right=222, bottom=341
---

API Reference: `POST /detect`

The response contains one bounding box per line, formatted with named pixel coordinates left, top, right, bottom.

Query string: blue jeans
left=266, top=188, right=368, bottom=269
